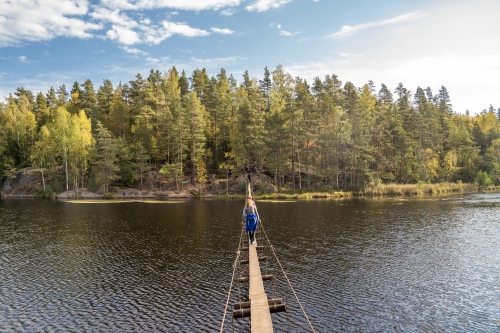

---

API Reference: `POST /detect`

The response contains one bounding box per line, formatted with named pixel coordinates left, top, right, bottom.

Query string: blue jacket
left=245, top=214, right=258, bottom=231
left=242, top=205, right=259, bottom=231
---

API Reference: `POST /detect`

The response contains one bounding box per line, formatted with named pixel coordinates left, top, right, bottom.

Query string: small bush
left=102, top=192, right=117, bottom=199
left=475, top=171, right=493, bottom=187
left=36, top=186, right=56, bottom=198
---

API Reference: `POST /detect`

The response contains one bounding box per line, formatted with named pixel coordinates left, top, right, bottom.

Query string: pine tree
left=259, top=66, right=272, bottom=111
left=94, top=121, right=120, bottom=193
left=80, top=79, right=98, bottom=110
left=178, top=70, right=189, bottom=96
left=264, top=65, right=294, bottom=192
left=70, top=81, right=83, bottom=97
left=97, top=79, right=114, bottom=123
left=131, top=142, right=150, bottom=190
left=108, top=84, right=130, bottom=138
left=183, top=91, right=207, bottom=184
left=35, top=92, right=49, bottom=126
left=46, top=87, right=58, bottom=109
left=14, top=87, right=35, bottom=105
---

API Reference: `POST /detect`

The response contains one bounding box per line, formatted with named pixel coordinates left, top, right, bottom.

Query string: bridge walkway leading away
left=248, top=237, right=273, bottom=332
left=246, top=180, right=274, bottom=332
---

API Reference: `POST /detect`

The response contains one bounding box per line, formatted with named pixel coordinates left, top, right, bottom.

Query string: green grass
left=360, top=182, right=477, bottom=196
left=214, top=182, right=490, bottom=200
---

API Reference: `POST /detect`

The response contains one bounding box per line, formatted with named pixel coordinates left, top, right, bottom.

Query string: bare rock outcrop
left=1, top=168, right=46, bottom=197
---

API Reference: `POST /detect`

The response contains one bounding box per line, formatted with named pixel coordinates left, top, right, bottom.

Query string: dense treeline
left=1, top=65, right=500, bottom=194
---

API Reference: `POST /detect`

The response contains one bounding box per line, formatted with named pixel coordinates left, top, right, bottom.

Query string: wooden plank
left=249, top=240, right=274, bottom=333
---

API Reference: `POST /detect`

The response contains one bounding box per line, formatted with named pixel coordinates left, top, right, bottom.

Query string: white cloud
left=121, top=46, right=148, bottom=55
left=0, top=0, right=241, bottom=47
left=90, top=7, right=138, bottom=27
left=277, top=24, right=281, bottom=29
left=146, top=57, right=159, bottom=63
left=99, top=0, right=241, bottom=11
left=18, top=56, right=28, bottom=63
left=326, top=11, right=426, bottom=39
left=162, top=21, right=210, bottom=38
left=246, top=0, right=292, bottom=12
left=139, top=21, right=210, bottom=45
left=0, top=0, right=102, bottom=47
left=279, top=30, right=299, bottom=36
left=221, top=8, right=236, bottom=16
left=211, top=27, right=234, bottom=35
left=106, top=25, right=141, bottom=45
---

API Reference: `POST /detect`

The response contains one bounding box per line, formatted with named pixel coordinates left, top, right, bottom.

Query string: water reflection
left=0, top=194, right=499, bottom=332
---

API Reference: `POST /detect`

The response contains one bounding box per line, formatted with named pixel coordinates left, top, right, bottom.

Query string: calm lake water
left=1, top=193, right=500, bottom=332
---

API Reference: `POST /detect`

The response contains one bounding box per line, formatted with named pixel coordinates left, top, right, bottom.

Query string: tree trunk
left=191, top=161, right=196, bottom=185
left=40, top=163, right=45, bottom=190
left=64, top=146, right=69, bottom=191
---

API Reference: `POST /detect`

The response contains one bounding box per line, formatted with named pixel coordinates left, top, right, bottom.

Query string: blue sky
left=0, top=0, right=499, bottom=113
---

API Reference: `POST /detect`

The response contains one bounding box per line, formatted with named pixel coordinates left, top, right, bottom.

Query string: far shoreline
left=1, top=182, right=497, bottom=201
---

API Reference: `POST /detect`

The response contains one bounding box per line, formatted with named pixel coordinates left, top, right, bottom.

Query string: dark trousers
left=248, top=231, right=255, bottom=243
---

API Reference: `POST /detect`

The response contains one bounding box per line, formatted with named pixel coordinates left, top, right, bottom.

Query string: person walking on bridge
left=242, top=199, right=259, bottom=245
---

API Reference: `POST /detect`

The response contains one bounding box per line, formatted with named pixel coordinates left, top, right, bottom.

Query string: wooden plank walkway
left=246, top=180, right=274, bottom=332
left=249, top=239, right=273, bottom=332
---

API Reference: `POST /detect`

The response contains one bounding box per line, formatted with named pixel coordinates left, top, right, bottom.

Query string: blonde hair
left=246, top=200, right=252, bottom=207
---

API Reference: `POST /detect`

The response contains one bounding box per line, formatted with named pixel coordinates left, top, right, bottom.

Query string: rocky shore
left=0, top=167, right=277, bottom=199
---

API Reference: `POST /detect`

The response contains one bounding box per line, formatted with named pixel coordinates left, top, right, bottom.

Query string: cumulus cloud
left=99, top=0, right=241, bottom=11
left=246, top=0, right=292, bottom=12
left=106, top=25, right=141, bottom=45
left=163, top=21, right=210, bottom=37
left=138, top=21, right=210, bottom=45
left=0, top=0, right=243, bottom=47
left=0, top=0, right=102, bottom=47
left=121, top=46, right=148, bottom=55
left=0, top=0, right=288, bottom=48
left=326, top=11, right=426, bottom=39
left=18, top=56, right=28, bottom=63
left=211, top=27, right=234, bottom=35
left=90, top=7, right=137, bottom=27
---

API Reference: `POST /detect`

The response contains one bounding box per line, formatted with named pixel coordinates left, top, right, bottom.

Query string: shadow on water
left=1, top=193, right=500, bottom=332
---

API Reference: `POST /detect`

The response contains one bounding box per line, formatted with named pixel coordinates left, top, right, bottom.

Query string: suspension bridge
left=220, top=179, right=316, bottom=332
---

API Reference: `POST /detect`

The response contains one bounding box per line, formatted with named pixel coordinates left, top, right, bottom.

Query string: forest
left=1, top=65, right=500, bottom=195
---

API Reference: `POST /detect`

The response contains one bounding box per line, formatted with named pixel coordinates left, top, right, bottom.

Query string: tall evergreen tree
left=94, top=121, right=120, bottom=193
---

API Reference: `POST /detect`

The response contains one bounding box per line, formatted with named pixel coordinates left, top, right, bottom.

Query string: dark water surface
left=1, top=194, right=500, bottom=332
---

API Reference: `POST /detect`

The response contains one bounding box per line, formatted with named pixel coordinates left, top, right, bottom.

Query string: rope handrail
left=221, top=178, right=252, bottom=332
left=260, top=222, right=317, bottom=333
left=219, top=225, right=244, bottom=333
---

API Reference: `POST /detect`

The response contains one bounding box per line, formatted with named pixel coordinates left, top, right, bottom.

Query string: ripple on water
left=1, top=196, right=500, bottom=332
